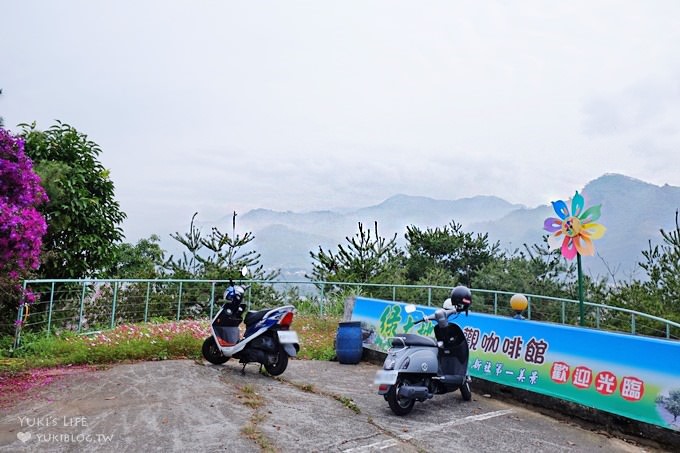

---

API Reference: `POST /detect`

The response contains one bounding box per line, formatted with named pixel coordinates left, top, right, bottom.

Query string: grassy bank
left=0, top=314, right=341, bottom=375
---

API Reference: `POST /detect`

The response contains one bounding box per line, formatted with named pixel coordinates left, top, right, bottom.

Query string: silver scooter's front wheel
left=386, top=376, right=415, bottom=416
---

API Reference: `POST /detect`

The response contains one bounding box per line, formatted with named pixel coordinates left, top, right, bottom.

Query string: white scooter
left=201, top=268, right=299, bottom=376
left=375, top=286, right=473, bottom=415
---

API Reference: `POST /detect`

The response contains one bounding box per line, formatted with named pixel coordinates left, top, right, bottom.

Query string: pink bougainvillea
left=0, top=127, right=48, bottom=330
left=0, top=127, right=48, bottom=275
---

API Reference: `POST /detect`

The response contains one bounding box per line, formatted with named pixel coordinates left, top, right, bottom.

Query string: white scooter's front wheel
left=202, top=336, right=229, bottom=365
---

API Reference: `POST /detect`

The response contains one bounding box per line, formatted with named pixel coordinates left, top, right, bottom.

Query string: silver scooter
left=375, top=288, right=472, bottom=415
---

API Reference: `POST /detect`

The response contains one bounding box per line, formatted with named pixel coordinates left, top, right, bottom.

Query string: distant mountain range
left=207, top=174, right=680, bottom=281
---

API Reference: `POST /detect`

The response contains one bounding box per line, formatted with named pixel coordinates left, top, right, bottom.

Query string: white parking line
left=343, top=409, right=514, bottom=452
left=443, top=409, right=515, bottom=426
left=399, top=409, right=515, bottom=440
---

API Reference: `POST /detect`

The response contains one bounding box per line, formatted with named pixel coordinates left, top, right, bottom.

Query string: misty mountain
left=220, top=195, right=519, bottom=272
left=252, top=224, right=337, bottom=272
left=219, top=195, right=517, bottom=276
left=205, top=174, right=680, bottom=281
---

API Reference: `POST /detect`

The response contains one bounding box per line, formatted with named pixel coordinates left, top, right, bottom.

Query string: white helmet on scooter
left=443, top=298, right=453, bottom=309
left=224, top=285, right=245, bottom=302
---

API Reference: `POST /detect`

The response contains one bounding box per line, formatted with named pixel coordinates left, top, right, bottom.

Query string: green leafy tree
left=404, top=220, right=501, bottom=287
left=473, top=240, right=575, bottom=296
left=103, top=235, right=166, bottom=279
left=164, top=212, right=204, bottom=279
left=471, top=240, right=591, bottom=320
left=165, top=212, right=278, bottom=312
left=603, top=210, right=680, bottom=335
left=19, top=121, right=126, bottom=278
left=165, top=212, right=275, bottom=281
left=308, top=221, right=402, bottom=284
left=638, top=210, right=680, bottom=321
left=199, top=217, right=268, bottom=280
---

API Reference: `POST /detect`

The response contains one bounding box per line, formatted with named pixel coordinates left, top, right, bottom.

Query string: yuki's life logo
left=17, top=432, right=31, bottom=443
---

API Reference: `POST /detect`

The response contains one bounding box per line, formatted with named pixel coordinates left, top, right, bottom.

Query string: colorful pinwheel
left=543, top=191, right=606, bottom=260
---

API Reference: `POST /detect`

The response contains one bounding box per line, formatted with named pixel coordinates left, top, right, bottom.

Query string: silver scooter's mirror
left=241, top=266, right=249, bottom=277
left=404, top=304, right=417, bottom=314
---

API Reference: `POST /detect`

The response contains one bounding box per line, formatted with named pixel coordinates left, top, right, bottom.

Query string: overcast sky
left=2, top=1, right=680, bottom=243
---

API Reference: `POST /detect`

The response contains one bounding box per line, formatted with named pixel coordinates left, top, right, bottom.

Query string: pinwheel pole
left=543, top=191, right=606, bottom=327
left=577, top=253, right=585, bottom=326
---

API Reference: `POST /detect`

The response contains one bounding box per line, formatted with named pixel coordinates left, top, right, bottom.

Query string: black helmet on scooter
left=450, top=285, right=472, bottom=314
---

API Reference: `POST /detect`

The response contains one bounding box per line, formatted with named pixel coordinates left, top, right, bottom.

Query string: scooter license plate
left=277, top=330, right=299, bottom=344
left=374, top=370, right=398, bottom=385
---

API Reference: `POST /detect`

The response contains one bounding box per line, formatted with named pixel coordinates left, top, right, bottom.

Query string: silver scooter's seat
left=391, top=334, right=438, bottom=348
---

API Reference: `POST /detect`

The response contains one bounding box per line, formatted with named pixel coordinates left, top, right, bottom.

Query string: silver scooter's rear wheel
left=460, top=379, right=472, bottom=401
left=386, top=377, right=415, bottom=416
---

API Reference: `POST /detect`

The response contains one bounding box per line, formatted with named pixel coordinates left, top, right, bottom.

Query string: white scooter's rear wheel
left=202, top=336, right=229, bottom=365
left=263, top=346, right=288, bottom=376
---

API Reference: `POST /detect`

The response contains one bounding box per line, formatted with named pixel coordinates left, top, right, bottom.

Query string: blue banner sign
left=351, top=296, right=680, bottom=431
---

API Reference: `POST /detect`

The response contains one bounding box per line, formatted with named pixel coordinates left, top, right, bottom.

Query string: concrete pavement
left=0, top=359, right=672, bottom=452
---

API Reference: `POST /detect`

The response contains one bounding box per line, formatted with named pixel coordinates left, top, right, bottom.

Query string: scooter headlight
left=384, top=359, right=396, bottom=370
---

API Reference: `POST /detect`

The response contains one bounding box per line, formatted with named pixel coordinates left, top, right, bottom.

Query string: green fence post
left=14, top=302, right=24, bottom=348
left=78, top=281, right=87, bottom=333
left=631, top=314, right=636, bottom=335
left=561, top=301, right=566, bottom=324
left=596, top=307, right=601, bottom=329
left=177, top=282, right=183, bottom=321
left=144, top=282, right=151, bottom=323
left=13, top=281, right=28, bottom=348
left=47, top=281, right=55, bottom=336
left=527, top=296, right=532, bottom=320
left=493, top=292, right=498, bottom=315
left=320, top=283, right=325, bottom=317
left=209, top=282, right=216, bottom=319
left=110, top=282, right=119, bottom=329
left=427, top=287, right=432, bottom=306
left=392, top=286, right=396, bottom=301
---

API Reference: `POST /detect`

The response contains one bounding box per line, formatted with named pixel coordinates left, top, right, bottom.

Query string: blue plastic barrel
left=336, top=321, right=363, bottom=364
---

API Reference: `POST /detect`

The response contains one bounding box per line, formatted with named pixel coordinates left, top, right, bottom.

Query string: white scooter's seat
left=391, top=334, right=438, bottom=348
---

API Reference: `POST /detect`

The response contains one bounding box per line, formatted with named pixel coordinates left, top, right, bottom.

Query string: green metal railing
left=14, top=278, right=680, bottom=345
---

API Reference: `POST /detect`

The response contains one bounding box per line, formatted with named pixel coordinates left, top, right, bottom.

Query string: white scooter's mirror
left=404, top=304, right=417, bottom=314
left=241, top=266, right=249, bottom=277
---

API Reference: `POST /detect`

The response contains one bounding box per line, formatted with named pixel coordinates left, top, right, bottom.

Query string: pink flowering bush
left=0, top=127, right=48, bottom=333
left=4, top=320, right=210, bottom=373
left=81, top=320, right=209, bottom=347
